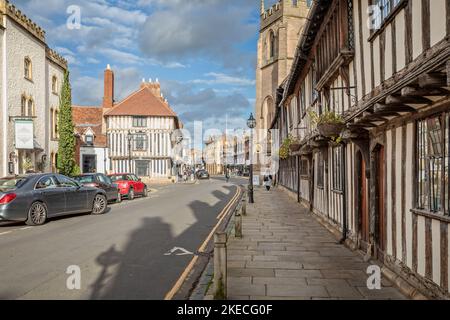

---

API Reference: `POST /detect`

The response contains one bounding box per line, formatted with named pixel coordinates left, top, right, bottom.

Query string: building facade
left=254, top=0, right=310, bottom=179
left=72, top=106, right=109, bottom=174
left=103, top=69, right=181, bottom=181
left=0, top=0, right=67, bottom=176
left=271, top=0, right=450, bottom=299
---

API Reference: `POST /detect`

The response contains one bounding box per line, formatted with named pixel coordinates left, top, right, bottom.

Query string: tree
left=57, top=71, right=77, bottom=176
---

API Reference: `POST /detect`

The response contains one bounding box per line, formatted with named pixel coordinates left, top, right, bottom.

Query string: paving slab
left=223, top=188, right=407, bottom=300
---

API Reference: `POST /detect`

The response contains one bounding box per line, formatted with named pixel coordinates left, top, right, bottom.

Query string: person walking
left=263, top=174, right=272, bottom=191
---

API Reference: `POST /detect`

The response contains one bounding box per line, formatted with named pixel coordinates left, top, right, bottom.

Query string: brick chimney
left=102, top=64, right=114, bottom=108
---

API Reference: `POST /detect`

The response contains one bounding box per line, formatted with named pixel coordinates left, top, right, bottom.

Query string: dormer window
left=85, top=135, right=94, bottom=145
left=52, top=76, right=58, bottom=94
left=24, top=57, right=32, bottom=80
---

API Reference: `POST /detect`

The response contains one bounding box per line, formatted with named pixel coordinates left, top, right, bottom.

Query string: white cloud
left=191, top=73, right=255, bottom=86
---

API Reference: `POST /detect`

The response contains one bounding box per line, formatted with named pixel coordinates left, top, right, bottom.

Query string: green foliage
left=72, top=165, right=81, bottom=177
left=57, top=71, right=77, bottom=177
left=279, top=134, right=298, bottom=160
left=308, top=110, right=344, bottom=125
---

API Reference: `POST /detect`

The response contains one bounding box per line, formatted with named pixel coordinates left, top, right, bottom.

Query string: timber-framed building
left=269, top=0, right=450, bottom=298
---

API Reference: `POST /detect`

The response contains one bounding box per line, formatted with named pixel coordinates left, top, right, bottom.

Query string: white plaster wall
left=405, top=123, right=414, bottom=268
left=386, top=129, right=393, bottom=256
left=417, top=215, right=426, bottom=277
left=431, top=219, right=441, bottom=285
left=80, top=146, right=108, bottom=174
left=47, top=60, right=65, bottom=172
left=0, top=27, right=5, bottom=176
left=6, top=17, right=46, bottom=169
left=430, top=0, right=447, bottom=47
left=411, top=0, right=423, bottom=60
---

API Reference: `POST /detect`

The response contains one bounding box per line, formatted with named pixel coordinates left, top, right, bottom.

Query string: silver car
left=0, top=173, right=108, bottom=226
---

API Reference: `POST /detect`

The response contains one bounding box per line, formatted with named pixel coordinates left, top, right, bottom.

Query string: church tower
left=255, top=0, right=310, bottom=130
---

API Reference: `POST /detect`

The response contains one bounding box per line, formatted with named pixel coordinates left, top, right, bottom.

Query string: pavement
left=0, top=179, right=238, bottom=300
left=209, top=186, right=408, bottom=300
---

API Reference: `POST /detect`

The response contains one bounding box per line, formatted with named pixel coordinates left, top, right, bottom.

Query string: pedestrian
left=225, top=170, right=230, bottom=183
left=263, top=174, right=272, bottom=191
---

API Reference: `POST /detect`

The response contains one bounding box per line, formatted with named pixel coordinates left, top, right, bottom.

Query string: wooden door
left=361, top=158, right=369, bottom=242
left=377, top=146, right=386, bottom=251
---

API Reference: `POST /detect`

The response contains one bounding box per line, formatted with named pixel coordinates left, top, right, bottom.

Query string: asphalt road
left=0, top=177, right=244, bottom=300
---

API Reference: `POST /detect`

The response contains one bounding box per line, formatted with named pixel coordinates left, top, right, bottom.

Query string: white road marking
left=20, top=227, right=32, bottom=230
left=0, top=231, right=12, bottom=236
left=164, top=247, right=194, bottom=256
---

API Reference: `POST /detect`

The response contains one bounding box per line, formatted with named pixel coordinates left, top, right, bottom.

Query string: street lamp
left=127, top=131, right=133, bottom=173
left=247, top=113, right=256, bottom=204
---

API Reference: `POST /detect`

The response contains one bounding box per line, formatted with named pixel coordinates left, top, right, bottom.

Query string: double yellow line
left=164, top=186, right=242, bottom=300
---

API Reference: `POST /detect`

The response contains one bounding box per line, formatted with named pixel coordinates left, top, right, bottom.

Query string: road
left=0, top=177, right=245, bottom=300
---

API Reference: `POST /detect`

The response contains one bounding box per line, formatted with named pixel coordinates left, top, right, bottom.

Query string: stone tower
left=255, top=0, right=310, bottom=130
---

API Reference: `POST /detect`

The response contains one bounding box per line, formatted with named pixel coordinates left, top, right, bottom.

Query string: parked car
left=108, top=173, right=148, bottom=200
left=74, top=173, right=121, bottom=203
left=196, top=170, right=210, bottom=180
left=0, top=174, right=108, bottom=226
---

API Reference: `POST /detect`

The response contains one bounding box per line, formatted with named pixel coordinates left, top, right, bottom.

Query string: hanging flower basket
left=317, top=123, right=345, bottom=138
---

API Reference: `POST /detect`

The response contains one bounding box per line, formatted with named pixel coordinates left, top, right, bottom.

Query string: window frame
left=317, top=151, right=325, bottom=189
left=415, top=111, right=449, bottom=217
left=132, top=116, right=147, bottom=128
left=332, top=146, right=343, bottom=192
left=133, top=134, right=147, bottom=151
left=24, top=57, right=32, bottom=80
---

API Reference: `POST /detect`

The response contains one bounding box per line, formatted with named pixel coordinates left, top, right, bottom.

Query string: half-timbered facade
left=104, top=79, right=181, bottom=180
left=271, top=0, right=450, bottom=298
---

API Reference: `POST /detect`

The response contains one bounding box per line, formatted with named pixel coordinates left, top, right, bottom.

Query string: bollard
left=241, top=197, right=247, bottom=216
left=213, top=232, right=227, bottom=300
left=235, top=209, right=242, bottom=238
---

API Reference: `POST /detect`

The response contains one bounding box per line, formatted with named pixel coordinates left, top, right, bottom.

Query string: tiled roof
left=104, top=86, right=177, bottom=117
left=72, top=105, right=107, bottom=147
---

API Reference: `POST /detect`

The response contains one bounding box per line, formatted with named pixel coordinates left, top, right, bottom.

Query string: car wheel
left=128, top=188, right=135, bottom=200
left=26, top=202, right=48, bottom=226
left=92, top=194, right=107, bottom=215
left=116, top=192, right=122, bottom=203
left=143, top=187, right=148, bottom=197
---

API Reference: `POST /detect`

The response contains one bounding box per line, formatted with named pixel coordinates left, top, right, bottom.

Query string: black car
left=196, top=170, right=210, bottom=180
left=74, top=173, right=121, bottom=203
left=0, top=174, right=108, bottom=226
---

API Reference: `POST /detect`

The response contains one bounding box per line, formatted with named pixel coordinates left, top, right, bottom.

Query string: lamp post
left=247, top=113, right=256, bottom=204
left=127, top=131, right=133, bottom=173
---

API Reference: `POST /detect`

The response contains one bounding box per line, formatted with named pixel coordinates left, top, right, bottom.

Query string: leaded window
left=417, top=113, right=449, bottom=215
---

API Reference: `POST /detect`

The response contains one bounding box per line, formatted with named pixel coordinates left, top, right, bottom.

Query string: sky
left=12, top=0, right=280, bottom=144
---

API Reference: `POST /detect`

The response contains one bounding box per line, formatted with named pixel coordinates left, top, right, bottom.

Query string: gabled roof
left=104, top=86, right=177, bottom=117
left=72, top=105, right=106, bottom=147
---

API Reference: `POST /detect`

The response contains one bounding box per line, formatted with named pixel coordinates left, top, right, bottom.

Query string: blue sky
left=13, top=0, right=279, bottom=137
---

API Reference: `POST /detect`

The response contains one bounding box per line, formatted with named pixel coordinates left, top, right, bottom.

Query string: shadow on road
left=89, top=184, right=236, bottom=300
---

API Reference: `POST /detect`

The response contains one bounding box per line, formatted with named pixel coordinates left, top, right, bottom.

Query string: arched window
left=52, top=76, right=58, bottom=94
left=269, top=31, right=275, bottom=58
left=24, top=57, right=32, bottom=79
left=21, top=96, right=27, bottom=116
left=54, top=110, right=59, bottom=138
left=27, top=98, right=34, bottom=117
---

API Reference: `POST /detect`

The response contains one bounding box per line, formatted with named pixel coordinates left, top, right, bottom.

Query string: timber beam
left=374, top=103, right=417, bottom=114
left=418, top=72, right=447, bottom=89
left=401, top=86, right=448, bottom=97
left=385, top=94, right=431, bottom=105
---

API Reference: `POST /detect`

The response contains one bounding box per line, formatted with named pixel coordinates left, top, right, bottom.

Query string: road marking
left=164, top=186, right=241, bottom=300
left=164, top=247, right=194, bottom=256
left=20, top=227, right=32, bottom=231
left=216, top=187, right=241, bottom=220
left=0, top=231, right=12, bottom=236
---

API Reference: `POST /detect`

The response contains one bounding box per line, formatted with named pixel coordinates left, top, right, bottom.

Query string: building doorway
left=82, top=154, right=97, bottom=173
left=356, top=151, right=369, bottom=247
left=136, top=160, right=150, bottom=178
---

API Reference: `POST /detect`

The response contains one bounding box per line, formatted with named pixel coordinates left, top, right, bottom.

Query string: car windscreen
left=74, top=176, right=95, bottom=184
left=0, top=178, right=28, bottom=191
left=110, top=175, right=127, bottom=182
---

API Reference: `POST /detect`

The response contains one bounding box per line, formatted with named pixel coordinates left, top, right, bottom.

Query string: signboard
left=252, top=175, right=260, bottom=186
left=15, top=120, right=34, bottom=150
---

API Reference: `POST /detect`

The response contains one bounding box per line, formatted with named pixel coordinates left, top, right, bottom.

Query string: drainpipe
left=340, top=142, right=348, bottom=244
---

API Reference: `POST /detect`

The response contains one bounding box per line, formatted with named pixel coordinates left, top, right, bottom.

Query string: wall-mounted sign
left=15, top=120, right=34, bottom=150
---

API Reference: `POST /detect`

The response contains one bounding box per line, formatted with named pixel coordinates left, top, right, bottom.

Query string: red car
left=108, top=173, right=148, bottom=200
